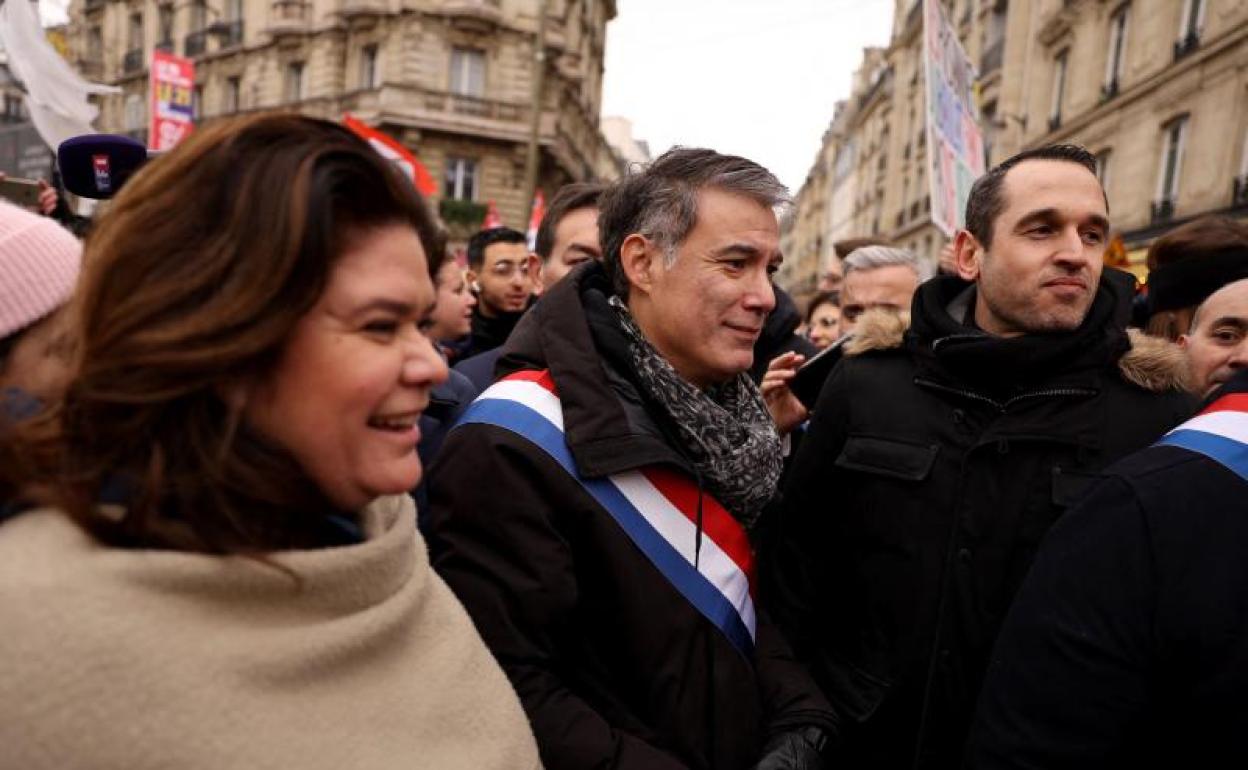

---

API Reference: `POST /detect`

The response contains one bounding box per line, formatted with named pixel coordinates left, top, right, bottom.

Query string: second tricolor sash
left=1156, top=392, right=1248, bottom=481
left=456, top=369, right=758, bottom=658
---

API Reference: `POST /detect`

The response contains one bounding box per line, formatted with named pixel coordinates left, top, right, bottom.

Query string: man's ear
left=953, top=229, right=984, bottom=281
left=464, top=268, right=480, bottom=294
left=529, top=254, right=545, bottom=295
left=1178, top=334, right=1190, bottom=349
left=619, top=234, right=656, bottom=296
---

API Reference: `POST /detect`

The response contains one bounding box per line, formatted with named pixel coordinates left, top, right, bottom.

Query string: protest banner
left=923, top=0, right=986, bottom=236
left=149, top=49, right=194, bottom=151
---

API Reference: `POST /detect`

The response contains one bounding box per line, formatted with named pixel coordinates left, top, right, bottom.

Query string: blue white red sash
left=455, top=369, right=758, bottom=658
left=1156, top=392, right=1248, bottom=481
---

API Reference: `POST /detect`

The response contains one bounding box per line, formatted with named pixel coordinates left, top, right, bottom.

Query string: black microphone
left=57, top=134, right=152, bottom=199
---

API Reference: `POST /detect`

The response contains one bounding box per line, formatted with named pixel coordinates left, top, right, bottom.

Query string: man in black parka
left=428, top=148, right=835, bottom=770
left=767, top=144, right=1195, bottom=768
left=967, top=370, right=1248, bottom=768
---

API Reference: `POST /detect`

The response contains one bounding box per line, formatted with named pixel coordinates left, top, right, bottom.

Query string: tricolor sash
left=455, top=369, right=758, bottom=658
left=1156, top=392, right=1248, bottom=481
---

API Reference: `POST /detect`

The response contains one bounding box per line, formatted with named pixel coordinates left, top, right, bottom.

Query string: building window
left=223, top=76, right=240, bottom=113
left=1175, top=0, right=1203, bottom=58
left=226, top=0, right=243, bottom=19
left=87, top=25, right=103, bottom=61
left=1103, top=4, right=1128, bottom=99
left=1153, top=115, right=1188, bottom=222
left=157, top=4, right=174, bottom=48
left=360, top=45, right=379, bottom=89
left=444, top=157, right=477, bottom=200
left=127, top=12, right=143, bottom=50
left=1234, top=125, right=1248, bottom=205
left=449, top=47, right=485, bottom=97
left=190, top=0, right=206, bottom=31
left=124, top=93, right=145, bottom=131
left=284, top=62, right=304, bottom=103
left=1094, top=149, right=1112, bottom=193
left=1049, top=49, right=1068, bottom=130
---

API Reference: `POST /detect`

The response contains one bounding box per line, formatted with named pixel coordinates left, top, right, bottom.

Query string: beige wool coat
left=0, top=495, right=541, bottom=770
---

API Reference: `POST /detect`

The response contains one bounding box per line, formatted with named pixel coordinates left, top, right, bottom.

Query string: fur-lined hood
left=844, top=308, right=1191, bottom=394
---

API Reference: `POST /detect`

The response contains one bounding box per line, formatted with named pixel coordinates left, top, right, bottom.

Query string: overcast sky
left=602, top=0, right=895, bottom=192
left=38, top=0, right=895, bottom=191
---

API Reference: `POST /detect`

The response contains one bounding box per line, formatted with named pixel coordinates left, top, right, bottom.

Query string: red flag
left=526, top=190, right=546, bottom=251
left=342, top=114, right=437, bottom=196
left=482, top=200, right=503, bottom=230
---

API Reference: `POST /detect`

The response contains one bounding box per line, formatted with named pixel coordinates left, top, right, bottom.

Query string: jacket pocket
left=835, top=435, right=939, bottom=482
left=1050, top=466, right=1105, bottom=508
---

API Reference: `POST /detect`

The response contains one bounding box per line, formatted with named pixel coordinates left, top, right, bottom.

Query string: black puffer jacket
left=766, top=271, right=1196, bottom=769
left=427, top=262, right=834, bottom=770
left=969, top=372, right=1248, bottom=768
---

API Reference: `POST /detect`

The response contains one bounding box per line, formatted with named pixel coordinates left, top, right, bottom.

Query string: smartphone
left=789, top=335, right=849, bottom=410
left=0, top=177, right=42, bottom=209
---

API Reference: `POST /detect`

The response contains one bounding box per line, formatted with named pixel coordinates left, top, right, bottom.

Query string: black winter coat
left=969, top=372, right=1248, bottom=768
left=427, top=263, right=835, bottom=770
left=767, top=272, right=1195, bottom=769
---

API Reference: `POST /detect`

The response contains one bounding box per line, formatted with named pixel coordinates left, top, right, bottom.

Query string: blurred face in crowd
left=841, top=265, right=919, bottom=336
left=474, top=240, right=534, bottom=316
left=956, top=159, right=1108, bottom=337
left=623, top=188, right=779, bottom=389
left=246, top=224, right=448, bottom=511
left=819, top=256, right=843, bottom=293
left=1179, top=279, right=1248, bottom=398
left=0, top=308, right=72, bottom=399
left=542, top=206, right=601, bottom=288
left=427, top=259, right=476, bottom=342
left=807, top=300, right=841, bottom=350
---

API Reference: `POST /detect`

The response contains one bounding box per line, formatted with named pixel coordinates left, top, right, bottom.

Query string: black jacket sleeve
left=966, top=476, right=1156, bottom=769
left=426, top=424, right=689, bottom=770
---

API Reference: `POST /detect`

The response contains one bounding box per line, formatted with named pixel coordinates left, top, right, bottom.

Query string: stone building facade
left=781, top=0, right=1248, bottom=292
left=64, top=0, right=623, bottom=235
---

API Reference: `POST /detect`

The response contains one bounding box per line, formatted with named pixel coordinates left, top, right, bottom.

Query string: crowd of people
left=1, top=112, right=1247, bottom=769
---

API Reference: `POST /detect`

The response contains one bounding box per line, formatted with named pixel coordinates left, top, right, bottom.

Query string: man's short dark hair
left=466, top=226, right=526, bottom=270
left=598, top=147, right=789, bottom=297
left=534, top=182, right=605, bottom=260
left=964, top=144, right=1101, bottom=248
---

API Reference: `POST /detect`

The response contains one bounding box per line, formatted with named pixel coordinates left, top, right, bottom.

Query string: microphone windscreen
left=58, top=134, right=150, bottom=199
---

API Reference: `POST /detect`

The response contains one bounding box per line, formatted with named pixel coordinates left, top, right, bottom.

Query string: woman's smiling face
left=245, top=224, right=448, bottom=511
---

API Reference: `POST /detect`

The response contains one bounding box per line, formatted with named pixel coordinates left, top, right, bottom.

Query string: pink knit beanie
left=0, top=199, right=82, bottom=340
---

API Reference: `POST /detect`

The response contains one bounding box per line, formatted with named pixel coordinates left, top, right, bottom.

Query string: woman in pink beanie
left=0, top=199, right=81, bottom=414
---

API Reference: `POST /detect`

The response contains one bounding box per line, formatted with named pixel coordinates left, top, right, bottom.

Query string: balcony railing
left=1174, top=30, right=1199, bottom=60
left=155, top=38, right=173, bottom=53
left=433, top=90, right=525, bottom=122
left=268, top=0, right=310, bottom=35
left=980, top=39, right=1003, bottom=75
left=1151, top=198, right=1175, bottom=224
left=1100, top=78, right=1119, bottom=102
left=185, top=30, right=208, bottom=57
left=215, top=19, right=244, bottom=48
left=339, top=0, right=388, bottom=18
left=84, top=0, right=105, bottom=12
left=1234, top=176, right=1248, bottom=207
left=122, top=48, right=143, bottom=74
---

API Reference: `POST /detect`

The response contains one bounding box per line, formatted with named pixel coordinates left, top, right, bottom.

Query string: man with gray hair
left=428, top=147, right=835, bottom=770
left=839, top=245, right=922, bottom=336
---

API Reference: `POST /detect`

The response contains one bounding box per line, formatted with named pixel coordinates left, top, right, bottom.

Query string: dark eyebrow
left=714, top=242, right=763, bottom=259
left=353, top=299, right=416, bottom=317
left=1015, top=208, right=1110, bottom=233
left=1210, top=316, right=1248, bottom=331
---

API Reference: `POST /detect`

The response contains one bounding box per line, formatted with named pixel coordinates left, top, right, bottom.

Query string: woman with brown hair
left=0, top=114, right=540, bottom=769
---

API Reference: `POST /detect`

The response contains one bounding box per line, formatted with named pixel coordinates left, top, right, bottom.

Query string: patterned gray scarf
left=608, top=296, right=782, bottom=529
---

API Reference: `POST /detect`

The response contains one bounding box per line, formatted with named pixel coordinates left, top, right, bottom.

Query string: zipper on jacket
left=914, top=377, right=1097, bottom=412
